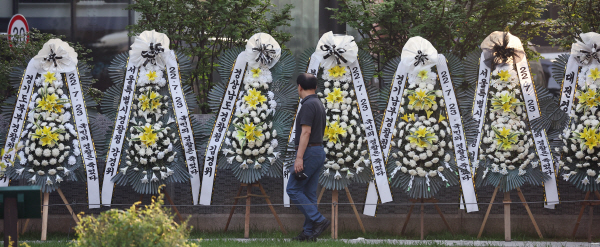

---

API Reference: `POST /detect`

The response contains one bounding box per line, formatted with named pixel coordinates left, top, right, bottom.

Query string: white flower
left=409, top=169, right=417, bottom=176
left=334, top=171, right=342, bottom=180
left=587, top=169, right=597, bottom=177
left=51, top=148, right=60, bottom=157
left=429, top=170, right=438, bottom=177
left=47, top=169, right=57, bottom=175
left=37, top=170, right=45, bottom=175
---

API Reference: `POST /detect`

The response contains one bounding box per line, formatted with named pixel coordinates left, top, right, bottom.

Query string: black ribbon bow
left=251, top=40, right=277, bottom=65
left=577, top=43, right=600, bottom=64
left=141, top=42, right=164, bottom=67
left=483, top=33, right=525, bottom=69
left=320, top=44, right=348, bottom=65
left=43, top=48, right=63, bottom=68
left=413, top=50, right=428, bottom=66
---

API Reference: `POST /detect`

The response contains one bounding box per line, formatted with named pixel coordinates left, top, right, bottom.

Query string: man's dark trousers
left=286, top=145, right=327, bottom=235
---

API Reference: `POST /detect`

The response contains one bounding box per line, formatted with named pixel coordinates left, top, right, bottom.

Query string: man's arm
left=294, top=124, right=312, bottom=173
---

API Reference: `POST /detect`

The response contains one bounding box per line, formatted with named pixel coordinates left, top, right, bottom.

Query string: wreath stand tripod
left=571, top=191, right=600, bottom=242
left=40, top=188, right=79, bottom=241
left=477, top=187, right=543, bottom=241
left=399, top=198, right=454, bottom=240
left=316, top=187, right=366, bottom=239
left=134, top=190, right=183, bottom=222
left=224, top=182, right=287, bottom=238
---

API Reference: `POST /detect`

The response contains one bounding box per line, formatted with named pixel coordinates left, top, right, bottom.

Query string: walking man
left=287, top=73, right=330, bottom=241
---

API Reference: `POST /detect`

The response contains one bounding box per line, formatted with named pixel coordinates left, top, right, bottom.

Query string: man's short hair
left=296, top=73, right=317, bottom=90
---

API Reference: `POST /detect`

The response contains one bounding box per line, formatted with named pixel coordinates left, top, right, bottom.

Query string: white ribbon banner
left=283, top=53, right=322, bottom=207
left=1, top=59, right=38, bottom=186
left=283, top=104, right=300, bottom=207
left=165, top=51, right=202, bottom=205
left=515, top=57, right=559, bottom=209
left=364, top=59, right=409, bottom=216
left=348, top=59, right=393, bottom=212
left=102, top=58, right=138, bottom=206
left=468, top=52, right=491, bottom=165
left=380, top=62, right=409, bottom=157
left=65, top=70, right=101, bottom=208
left=437, top=54, right=478, bottom=212
left=200, top=52, right=247, bottom=205
left=516, top=60, right=541, bottom=120
left=558, top=56, right=579, bottom=115
left=464, top=53, right=491, bottom=210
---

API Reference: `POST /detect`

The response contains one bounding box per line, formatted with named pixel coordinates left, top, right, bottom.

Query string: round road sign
left=7, top=14, right=29, bottom=46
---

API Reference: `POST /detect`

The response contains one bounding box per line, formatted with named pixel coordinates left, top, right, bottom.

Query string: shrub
left=72, top=190, right=196, bottom=247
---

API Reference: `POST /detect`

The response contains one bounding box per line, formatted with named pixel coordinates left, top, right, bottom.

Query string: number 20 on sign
left=7, top=14, right=29, bottom=47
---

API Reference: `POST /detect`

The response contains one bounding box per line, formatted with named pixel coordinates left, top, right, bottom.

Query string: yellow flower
left=139, top=91, right=162, bottom=111
left=498, top=70, right=511, bottom=81
left=407, top=126, right=436, bottom=148
left=417, top=70, right=429, bottom=80
left=408, top=88, right=436, bottom=109
left=491, top=92, right=522, bottom=114
left=584, top=134, right=599, bottom=150
left=251, top=68, right=262, bottom=78
left=328, top=65, right=346, bottom=78
left=43, top=72, right=56, bottom=83
left=149, top=91, right=160, bottom=100
left=151, top=99, right=162, bottom=110
left=426, top=110, right=433, bottom=118
left=243, top=88, right=267, bottom=109
left=33, top=126, right=60, bottom=147
left=139, top=95, right=150, bottom=111
left=38, top=93, right=64, bottom=114
left=589, top=68, right=600, bottom=81
left=324, top=121, right=346, bottom=143
left=573, top=127, right=600, bottom=150
left=325, top=88, right=344, bottom=104
left=408, top=113, right=416, bottom=121
left=242, top=122, right=263, bottom=142
left=415, top=127, right=428, bottom=137
left=493, top=127, right=519, bottom=150
left=579, top=127, right=596, bottom=140
left=0, top=149, right=5, bottom=170
left=577, top=89, right=599, bottom=110
left=146, top=71, right=158, bottom=81
left=139, top=125, right=158, bottom=147
left=438, top=112, right=446, bottom=123
left=400, top=114, right=409, bottom=122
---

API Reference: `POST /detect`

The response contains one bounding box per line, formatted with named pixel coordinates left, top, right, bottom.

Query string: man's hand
left=294, top=157, right=304, bottom=173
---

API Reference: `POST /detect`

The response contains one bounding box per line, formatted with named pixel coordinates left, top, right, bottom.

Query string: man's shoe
left=308, top=219, right=331, bottom=240
left=291, top=231, right=311, bottom=242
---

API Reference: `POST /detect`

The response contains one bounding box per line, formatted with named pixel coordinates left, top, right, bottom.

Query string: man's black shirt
left=294, top=94, right=326, bottom=146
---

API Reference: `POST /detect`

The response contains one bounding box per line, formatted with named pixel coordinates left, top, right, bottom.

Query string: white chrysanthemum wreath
left=317, top=63, right=368, bottom=181
left=19, top=71, right=81, bottom=187
left=123, top=67, right=179, bottom=183
left=385, top=55, right=462, bottom=197
left=224, top=65, right=279, bottom=169
left=475, top=64, right=547, bottom=186
left=222, top=33, right=281, bottom=173
left=557, top=32, right=600, bottom=188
